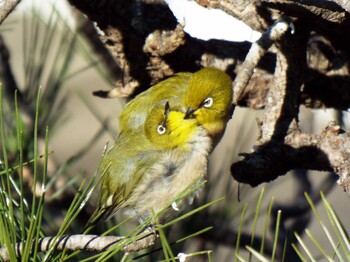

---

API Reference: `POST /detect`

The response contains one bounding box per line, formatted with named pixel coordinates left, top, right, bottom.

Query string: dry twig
left=0, top=0, right=21, bottom=24
left=0, top=232, right=157, bottom=261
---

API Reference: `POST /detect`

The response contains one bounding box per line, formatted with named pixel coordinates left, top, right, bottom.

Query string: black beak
left=184, top=107, right=196, bottom=119
left=164, top=101, right=170, bottom=118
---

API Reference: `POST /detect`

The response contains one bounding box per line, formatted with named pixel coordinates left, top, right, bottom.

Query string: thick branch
left=258, top=22, right=307, bottom=142
left=68, top=0, right=350, bottom=101
left=200, top=0, right=350, bottom=25
left=0, top=233, right=157, bottom=261
left=231, top=121, right=350, bottom=193
left=261, top=0, right=348, bottom=23
left=68, top=0, right=183, bottom=98
left=230, top=28, right=349, bottom=189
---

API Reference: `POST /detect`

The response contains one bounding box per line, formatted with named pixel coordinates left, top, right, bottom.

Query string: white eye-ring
left=157, top=125, right=166, bottom=135
left=203, top=97, right=213, bottom=108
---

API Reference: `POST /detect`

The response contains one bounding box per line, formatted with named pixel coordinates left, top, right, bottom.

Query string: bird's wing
left=98, top=133, right=161, bottom=220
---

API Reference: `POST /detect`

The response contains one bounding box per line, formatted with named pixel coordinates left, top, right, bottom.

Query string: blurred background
left=1, top=0, right=350, bottom=261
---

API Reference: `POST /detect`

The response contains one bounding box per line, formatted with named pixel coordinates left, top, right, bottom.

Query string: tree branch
left=232, top=16, right=292, bottom=104
left=229, top=17, right=350, bottom=192
left=0, top=233, right=157, bottom=261
left=0, top=0, right=21, bottom=25
left=231, top=121, right=350, bottom=192
left=66, top=0, right=350, bottom=192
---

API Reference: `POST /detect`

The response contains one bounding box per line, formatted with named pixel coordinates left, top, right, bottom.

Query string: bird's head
left=145, top=102, right=200, bottom=150
left=184, top=67, right=233, bottom=141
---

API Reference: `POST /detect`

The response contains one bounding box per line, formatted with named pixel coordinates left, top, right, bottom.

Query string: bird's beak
left=184, top=107, right=196, bottom=119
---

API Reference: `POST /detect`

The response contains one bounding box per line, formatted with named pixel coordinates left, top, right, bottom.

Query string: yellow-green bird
left=183, top=68, right=233, bottom=146
left=120, top=67, right=233, bottom=146
left=93, top=102, right=211, bottom=224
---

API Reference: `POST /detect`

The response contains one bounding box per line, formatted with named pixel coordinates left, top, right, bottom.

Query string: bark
left=0, top=0, right=21, bottom=24
left=232, top=121, right=350, bottom=189
left=0, top=233, right=157, bottom=261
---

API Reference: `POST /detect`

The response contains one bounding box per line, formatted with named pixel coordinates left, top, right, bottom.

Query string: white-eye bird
left=184, top=67, right=233, bottom=146
left=120, top=67, right=233, bottom=146
left=92, top=102, right=211, bottom=224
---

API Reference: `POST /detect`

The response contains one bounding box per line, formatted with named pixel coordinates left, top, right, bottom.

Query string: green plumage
left=91, top=104, right=211, bottom=224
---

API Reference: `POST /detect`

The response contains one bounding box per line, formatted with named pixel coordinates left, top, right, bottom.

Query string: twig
left=0, top=233, right=157, bottom=261
left=0, top=0, right=21, bottom=24
left=233, top=16, right=292, bottom=104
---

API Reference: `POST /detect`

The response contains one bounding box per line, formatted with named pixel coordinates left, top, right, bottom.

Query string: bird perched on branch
left=88, top=67, right=233, bottom=228
left=89, top=102, right=211, bottom=226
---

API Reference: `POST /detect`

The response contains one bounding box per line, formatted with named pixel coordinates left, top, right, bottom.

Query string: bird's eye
left=203, top=97, right=213, bottom=108
left=157, top=125, right=166, bottom=135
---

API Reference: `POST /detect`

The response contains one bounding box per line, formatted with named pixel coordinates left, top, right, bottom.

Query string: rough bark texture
left=66, top=0, right=350, bottom=192
left=232, top=121, right=350, bottom=186
left=0, top=233, right=157, bottom=261
left=0, top=0, right=21, bottom=24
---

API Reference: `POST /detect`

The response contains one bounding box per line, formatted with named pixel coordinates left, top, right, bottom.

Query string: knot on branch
left=232, top=121, right=350, bottom=194
left=231, top=140, right=329, bottom=186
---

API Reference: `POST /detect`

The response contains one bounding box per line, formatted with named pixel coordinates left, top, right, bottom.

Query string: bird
left=89, top=102, right=212, bottom=226
left=119, top=67, right=233, bottom=147
left=119, top=71, right=191, bottom=132
left=184, top=67, right=233, bottom=146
